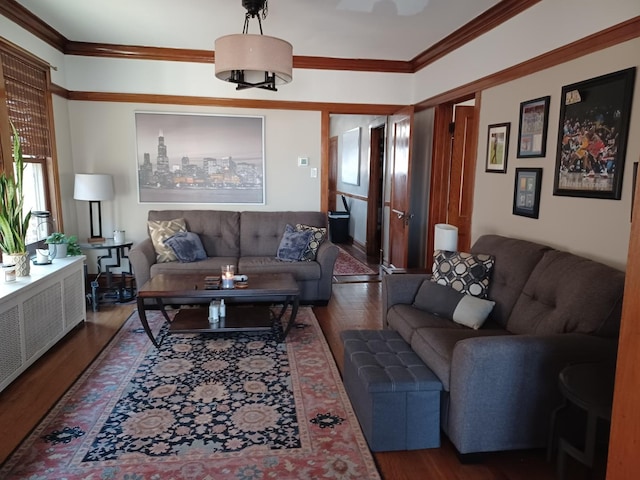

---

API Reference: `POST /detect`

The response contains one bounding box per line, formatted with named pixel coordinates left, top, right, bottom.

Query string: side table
left=549, top=362, right=615, bottom=480
left=79, top=238, right=135, bottom=311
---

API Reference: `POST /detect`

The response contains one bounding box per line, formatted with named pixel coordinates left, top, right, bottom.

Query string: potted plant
left=45, top=232, right=82, bottom=258
left=0, top=122, right=31, bottom=276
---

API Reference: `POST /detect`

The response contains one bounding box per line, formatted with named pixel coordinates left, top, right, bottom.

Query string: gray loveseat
left=382, top=234, right=624, bottom=455
left=129, top=210, right=339, bottom=304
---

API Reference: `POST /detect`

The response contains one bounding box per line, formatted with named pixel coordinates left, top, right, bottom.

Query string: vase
left=49, top=243, right=67, bottom=259
left=6, top=252, right=30, bottom=277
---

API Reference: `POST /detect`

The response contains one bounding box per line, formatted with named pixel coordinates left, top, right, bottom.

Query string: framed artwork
left=485, top=122, right=510, bottom=173
left=517, top=96, right=550, bottom=158
left=553, top=67, right=636, bottom=199
left=341, top=127, right=361, bottom=185
left=513, top=168, right=543, bottom=218
left=135, top=112, right=265, bottom=204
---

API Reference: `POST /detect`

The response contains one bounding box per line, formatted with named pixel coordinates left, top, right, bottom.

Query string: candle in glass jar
left=3, top=264, right=16, bottom=283
left=221, top=264, right=235, bottom=289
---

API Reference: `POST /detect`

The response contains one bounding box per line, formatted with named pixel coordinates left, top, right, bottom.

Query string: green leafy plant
left=45, top=232, right=82, bottom=256
left=0, top=122, right=31, bottom=255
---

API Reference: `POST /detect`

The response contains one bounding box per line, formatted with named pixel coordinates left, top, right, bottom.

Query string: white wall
left=412, top=0, right=640, bottom=103
left=68, top=102, right=322, bottom=244
left=473, top=38, right=640, bottom=270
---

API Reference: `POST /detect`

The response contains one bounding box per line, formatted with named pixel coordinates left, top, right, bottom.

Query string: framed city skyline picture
left=135, top=112, right=265, bottom=204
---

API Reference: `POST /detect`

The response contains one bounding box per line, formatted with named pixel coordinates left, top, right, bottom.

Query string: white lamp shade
left=73, top=174, right=114, bottom=201
left=215, top=34, right=293, bottom=84
left=434, top=224, right=458, bottom=252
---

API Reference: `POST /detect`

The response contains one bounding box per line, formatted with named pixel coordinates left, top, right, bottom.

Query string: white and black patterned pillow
left=295, top=224, right=327, bottom=261
left=431, top=250, right=495, bottom=298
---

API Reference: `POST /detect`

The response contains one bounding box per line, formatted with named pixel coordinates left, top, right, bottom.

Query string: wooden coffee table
left=136, top=272, right=300, bottom=347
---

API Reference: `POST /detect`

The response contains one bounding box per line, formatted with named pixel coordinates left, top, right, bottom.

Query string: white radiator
left=0, top=256, right=86, bottom=392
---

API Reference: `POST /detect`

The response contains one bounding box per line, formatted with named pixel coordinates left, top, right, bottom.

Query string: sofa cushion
left=386, top=304, right=462, bottom=345
left=148, top=218, right=187, bottom=263
left=507, top=250, right=624, bottom=336
left=239, top=256, right=322, bottom=281
left=431, top=250, right=495, bottom=298
left=471, top=235, right=552, bottom=328
left=413, top=280, right=495, bottom=330
left=148, top=210, right=240, bottom=257
left=163, top=231, right=207, bottom=263
left=410, top=327, right=511, bottom=391
left=240, top=211, right=327, bottom=257
left=276, top=224, right=313, bottom=262
left=150, top=256, right=238, bottom=277
left=295, top=224, right=327, bottom=261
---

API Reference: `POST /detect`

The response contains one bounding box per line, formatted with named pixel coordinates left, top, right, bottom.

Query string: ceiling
left=14, top=0, right=502, bottom=62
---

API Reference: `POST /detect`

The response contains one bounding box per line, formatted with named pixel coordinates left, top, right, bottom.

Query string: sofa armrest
left=129, top=238, right=156, bottom=288
left=382, top=274, right=430, bottom=322
left=315, top=240, right=339, bottom=301
left=446, top=333, right=617, bottom=454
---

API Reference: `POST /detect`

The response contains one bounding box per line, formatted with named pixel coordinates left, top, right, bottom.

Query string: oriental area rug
left=1, top=308, right=380, bottom=480
left=333, top=247, right=377, bottom=276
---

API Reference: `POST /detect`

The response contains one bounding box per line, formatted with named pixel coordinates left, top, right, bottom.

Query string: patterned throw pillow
left=147, top=218, right=187, bottom=263
left=276, top=224, right=314, bottom=262
left=431, top=250, right=495, bottom=298
left=163, top=231, right=207, bottom=263
left=295, top=224, right=327, bottom=261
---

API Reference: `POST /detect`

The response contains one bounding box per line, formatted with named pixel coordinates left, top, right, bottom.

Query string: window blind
left=0, top=50, right=51, bottom=160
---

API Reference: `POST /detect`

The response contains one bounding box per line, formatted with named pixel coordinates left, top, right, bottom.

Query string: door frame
left=427, top=93, right=481, bottom=259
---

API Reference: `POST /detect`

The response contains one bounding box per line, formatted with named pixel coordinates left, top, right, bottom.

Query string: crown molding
left=2, top=0, right=537, bottom=74
left=410, top=0, right=541, bottom=71
left=0, top=0, right=66, bottom=51
left=415, top=16, right=640, bottom=110
left=63, top=91, right=404, bottom=115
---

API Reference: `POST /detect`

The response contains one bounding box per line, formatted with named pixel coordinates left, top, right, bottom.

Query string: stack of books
left=204, top=275, right=221, bottom=290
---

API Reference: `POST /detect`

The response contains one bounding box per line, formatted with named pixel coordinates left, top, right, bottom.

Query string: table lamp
left=434, top=223, right=458, bottom=252
left=74, top=173, right=114, bottom=243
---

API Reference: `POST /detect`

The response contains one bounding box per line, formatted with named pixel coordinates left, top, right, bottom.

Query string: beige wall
left=473, top=39, right=640, bottom=270
left=67, top=102, right=322, bottom=244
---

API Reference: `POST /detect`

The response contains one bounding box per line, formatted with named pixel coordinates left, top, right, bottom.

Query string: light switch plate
left=310, top=167, right=318, bottom=178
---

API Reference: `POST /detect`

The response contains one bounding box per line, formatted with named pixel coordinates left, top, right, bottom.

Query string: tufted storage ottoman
left=341, top=329, right=442, bottom=451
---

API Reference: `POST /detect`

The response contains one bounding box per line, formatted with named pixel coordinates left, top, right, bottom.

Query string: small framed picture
left=513, top=168, right=543, bottom=218
left=485, top=122, right=510, bottom=173
left=517, top=96, right=550, bottom=158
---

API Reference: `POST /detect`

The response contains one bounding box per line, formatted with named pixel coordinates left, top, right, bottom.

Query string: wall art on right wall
left=553, top=67, right=636, bottom=200
left=513, top=168, right=543, bottom=219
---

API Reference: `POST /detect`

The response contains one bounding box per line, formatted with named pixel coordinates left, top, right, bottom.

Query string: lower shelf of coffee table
left=169, top=305, right=273, bottom=333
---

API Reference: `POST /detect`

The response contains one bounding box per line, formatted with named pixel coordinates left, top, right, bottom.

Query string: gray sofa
left=382, top=234, right=624, bottom=455
left=129, top=210, right=339, bottom=304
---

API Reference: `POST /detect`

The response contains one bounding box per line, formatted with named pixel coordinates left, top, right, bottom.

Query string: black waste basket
left=328, top=195, right=350, bottom=244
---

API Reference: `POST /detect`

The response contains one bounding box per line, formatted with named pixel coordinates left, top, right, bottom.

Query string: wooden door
left=428, top=98, right=479, bottom=258
left=366, top=125, right=384, bottom=258
left=388, top=106, right=414, bottom=269
left=447, top=105, right=477, bottom=251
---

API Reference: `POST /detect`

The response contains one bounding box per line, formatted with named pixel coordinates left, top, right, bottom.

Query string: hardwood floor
left=0, top=282, right=603, bottom=479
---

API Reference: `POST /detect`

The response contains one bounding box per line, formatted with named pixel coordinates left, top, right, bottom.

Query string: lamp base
left=88, top=236, right=106, bottom=243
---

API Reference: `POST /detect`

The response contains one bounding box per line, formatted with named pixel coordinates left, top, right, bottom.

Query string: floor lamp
left=74, top=174, right=114, bottom=243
